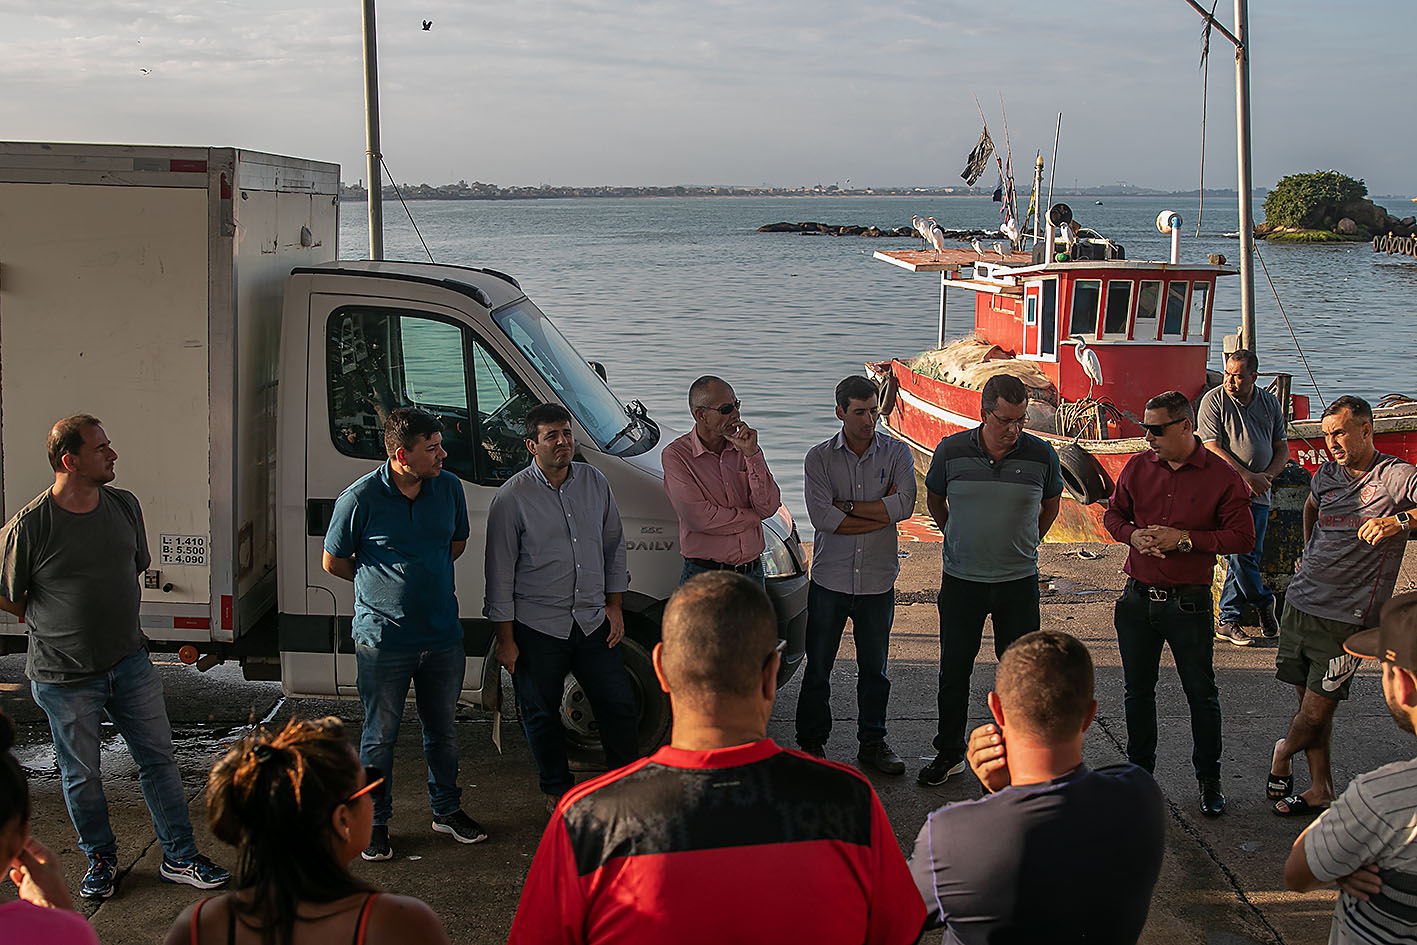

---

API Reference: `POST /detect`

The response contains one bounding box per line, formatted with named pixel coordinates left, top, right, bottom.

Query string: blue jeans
left=1115, top=583, right=1222, bottom=780
left=795, top=583, right=894, bottom=747
left=1218, top=501, right=1273, bottom=623
left=30, top=648, right=198, bottom=861
left=934, top=573, right=1040, bottom=758
left=679, top=556, right=765, bottom=588
left=511, top=620, right=640, bottom=797
left=355, top=641, right=465, bottom=825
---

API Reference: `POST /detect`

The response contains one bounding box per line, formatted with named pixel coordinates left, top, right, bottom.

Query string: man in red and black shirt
left=1104, top=390, right=1254, bottom=817
left=507, top=571, right=926, bottom=945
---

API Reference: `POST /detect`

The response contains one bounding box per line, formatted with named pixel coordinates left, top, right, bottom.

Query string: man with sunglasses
left=1104, top=390, right=1254, bottom=817
left=919, top=374, right=1063, bottom=787
left=662, top=375, right=781, bottom=586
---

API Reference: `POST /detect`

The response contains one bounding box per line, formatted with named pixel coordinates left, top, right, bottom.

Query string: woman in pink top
left=0, top=709, right=100, bottom=945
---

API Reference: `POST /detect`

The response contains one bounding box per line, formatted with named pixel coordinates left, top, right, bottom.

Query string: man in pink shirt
left=663, top=375, right=782, bottom=585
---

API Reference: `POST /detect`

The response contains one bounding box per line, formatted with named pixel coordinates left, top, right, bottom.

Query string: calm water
left=340, top=196, right=1417, bottom=518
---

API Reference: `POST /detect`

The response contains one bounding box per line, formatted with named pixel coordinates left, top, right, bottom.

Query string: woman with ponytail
left=0, top=709, right=100, bottom=944
left=162, top=717, right=450, bottom=945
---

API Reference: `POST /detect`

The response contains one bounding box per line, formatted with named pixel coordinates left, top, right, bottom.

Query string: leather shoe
left=1199, top=778, right=1226, bottom=817
left=858, top=742, right=906, bottom=775
left=1259, top=599, right=1281, bottom=637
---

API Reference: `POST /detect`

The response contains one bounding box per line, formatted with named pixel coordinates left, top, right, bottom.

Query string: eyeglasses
left=763, top=638, right=787, bottom=670
left=1140, top=418, right=1186, bottom=436
left=343, top=766, right=385, bottom=804
left=987, top=410, right=1027, bottom=430
left=695, top=400, right=741, bottom=416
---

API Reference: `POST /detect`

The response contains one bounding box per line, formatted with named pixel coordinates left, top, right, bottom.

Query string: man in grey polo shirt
left=796, top=375, right=916, bottom=773
left=485, top=402, right=640, bottom=805
left=919, top=374, right=1063, bottom=786
left=1198, top=349, right=1289, bottom=646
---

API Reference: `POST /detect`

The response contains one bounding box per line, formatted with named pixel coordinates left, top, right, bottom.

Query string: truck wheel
left=560, top=638, right=671, bottom=763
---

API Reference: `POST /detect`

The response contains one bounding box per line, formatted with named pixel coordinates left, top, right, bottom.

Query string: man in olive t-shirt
left=0, top=416, right=228, bottom=899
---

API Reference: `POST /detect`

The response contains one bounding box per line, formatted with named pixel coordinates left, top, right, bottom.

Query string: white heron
left=1058, top=221, right=1077, bottom=259
left=971, top=239, right=985, bottom=258
left=1064, top=335, right=1105, bottom=396
left=911, top=215, right=947, bottom=254
left=1001, top=215, right=1021, bottom=248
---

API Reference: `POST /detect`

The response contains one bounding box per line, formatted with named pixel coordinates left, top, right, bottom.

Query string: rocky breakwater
left=758, top=221, right=1003, bottom=239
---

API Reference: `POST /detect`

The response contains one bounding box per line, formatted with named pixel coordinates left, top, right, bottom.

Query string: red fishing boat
left=865, top=206, right=1417, bottom=544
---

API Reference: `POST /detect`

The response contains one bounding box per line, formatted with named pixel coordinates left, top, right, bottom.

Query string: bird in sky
left=971, top=239, right=985, bottom=258
left=911, top=216, right=947, bottom=254
left=422, top=19, right=433, bottom=30
left=139, top=68, right=152, bottom=75
left=993, top=241, right=1007, bottom=259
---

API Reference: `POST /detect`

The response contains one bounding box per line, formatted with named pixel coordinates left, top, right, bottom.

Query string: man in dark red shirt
left=507, top=571, right=926, bottom=945
left=1104, top=390, right=1254, bottom=817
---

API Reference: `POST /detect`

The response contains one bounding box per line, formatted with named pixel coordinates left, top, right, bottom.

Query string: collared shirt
left=1196, top=385, right=1287, bottom=506
left=804, top=430, right=916, bottom=595
left=1103, top=438, right=1254, bottom=587
left=484, top=461, right=627, bottom=639
left=662, top=429, right=782, bottom=566
left=924, top=427, right=1064, bottom=583
left=324, top=463, right=470, bottom=650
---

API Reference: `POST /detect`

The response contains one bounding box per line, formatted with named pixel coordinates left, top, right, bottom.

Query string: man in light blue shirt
left=484, top=403, right=640, bottom=803
left=796, top=376, right=916, bottom=774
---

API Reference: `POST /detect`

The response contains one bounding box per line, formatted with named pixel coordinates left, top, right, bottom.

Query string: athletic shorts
left=1275, top=602, right=1363, bottom=701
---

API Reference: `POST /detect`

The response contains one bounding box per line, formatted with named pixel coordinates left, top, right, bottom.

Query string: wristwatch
left=1399, top=511, right=1413, bottom=530
left=1177, top=531, right=1193, bottom=553
left=842, top=501, right=855, bottom=514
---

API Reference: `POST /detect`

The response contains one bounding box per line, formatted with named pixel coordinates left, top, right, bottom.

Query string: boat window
left=1163, top=281, right=1189, bottom=337
left=1069, top=280, right=1102, bottom=338
left=1191, top=281, right=1211, bottom=338
left=1103, top=281, right=1133, bottom=337
left=1135, top=280, right=1162, bottom=339
left=1026, top=296, right=1037, bottom=326
left=1041, top=281, right=1058, bottom=358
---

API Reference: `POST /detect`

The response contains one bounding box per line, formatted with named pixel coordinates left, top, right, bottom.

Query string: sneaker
left=858, top=742, right=906, bottom=776
left=1215, top=622, right=1253, bottom=646
left=159, top=853, right=230, bottom=890
left=431, top=809, right=488, bottom=845
left=797, top=740, right=826, bottom=759
left=80, top=853, right=118, bottom=899
left=1259, top=600, right=1281, bottom=637
left=917, top=754, right=967, bottom=786
left=361, top=824, right=393, bottom=861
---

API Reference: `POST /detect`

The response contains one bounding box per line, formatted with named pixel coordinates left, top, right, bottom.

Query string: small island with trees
left=1256, top=170, right=1415, bottom=242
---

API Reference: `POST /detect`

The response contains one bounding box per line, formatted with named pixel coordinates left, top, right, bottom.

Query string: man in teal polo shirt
left=919, top=374, right=1063, bottom=786
left=323, top=407, right=484, bottom=860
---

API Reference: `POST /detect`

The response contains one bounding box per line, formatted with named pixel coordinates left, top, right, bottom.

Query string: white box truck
left=0, top=142, right=809, bottom=751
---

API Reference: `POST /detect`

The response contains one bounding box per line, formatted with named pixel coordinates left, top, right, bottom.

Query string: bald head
left=995, top=631, right=1095, bottom=742
left=660, top=572, right=777, bottom=701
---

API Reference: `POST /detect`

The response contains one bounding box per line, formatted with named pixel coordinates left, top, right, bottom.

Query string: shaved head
left=995, top=631, right=1095, bottom=742
left=660, top=572, right=777, bottom=701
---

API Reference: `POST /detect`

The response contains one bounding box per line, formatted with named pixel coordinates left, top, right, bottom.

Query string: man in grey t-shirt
left=1198, top=350, right=1289, bottom=646
left=0, top=416, right=228, bottom=899
left=1269, top=396, right=1417, bottom=818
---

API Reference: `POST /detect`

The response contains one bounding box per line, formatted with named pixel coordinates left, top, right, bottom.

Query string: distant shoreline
left=338, top=188, right=1276, bottom=202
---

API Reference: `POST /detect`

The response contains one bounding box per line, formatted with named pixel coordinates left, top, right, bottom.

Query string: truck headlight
left=760, top=524, right=800, bottom=578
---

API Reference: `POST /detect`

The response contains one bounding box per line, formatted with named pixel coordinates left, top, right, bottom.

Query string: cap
left=1344, top=591, right=1417, bottom=673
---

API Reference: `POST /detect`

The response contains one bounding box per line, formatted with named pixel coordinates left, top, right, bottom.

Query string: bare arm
left=1038, top=495, right=1061, bottom=540
left=926, top=490, right=948, bottom=532
left=0, top=593, right=24, bottom=619
left=836, top=516, right=890, bottom=535
left=1265, top=439, right=1290, bottom=478
left=1303, top=494, right=1318, bottom=543
left=322, top=551, right=356, bottom=582
left=450, top=540, right=467, bottom=562
left=1284, top=831, right=1383, bottom=901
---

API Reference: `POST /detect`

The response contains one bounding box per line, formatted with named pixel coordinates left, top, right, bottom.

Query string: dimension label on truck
left=160, top=534, right=209, bottom=567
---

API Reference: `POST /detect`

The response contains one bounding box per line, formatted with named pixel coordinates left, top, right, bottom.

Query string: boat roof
left=873, top=248, right=1238, bottom=278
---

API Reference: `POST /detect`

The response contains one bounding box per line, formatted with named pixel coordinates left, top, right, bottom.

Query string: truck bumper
left=766, top=571, right=809, bottom=686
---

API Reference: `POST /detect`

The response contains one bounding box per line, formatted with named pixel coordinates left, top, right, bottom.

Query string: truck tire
left=560, top=638, right=671, bottom=763
left=1057, top=443, right=1111, bottom=505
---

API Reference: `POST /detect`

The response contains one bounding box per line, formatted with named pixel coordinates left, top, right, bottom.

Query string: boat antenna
left=1194, top=0, right=1218, bottom=237
left=1046, top=112, right=1062, bottom=217
left=360, top=0, right=384, bottom=260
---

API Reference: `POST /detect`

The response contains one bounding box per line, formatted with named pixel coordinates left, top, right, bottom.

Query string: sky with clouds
left=2, top=1, right=1412, bottom=194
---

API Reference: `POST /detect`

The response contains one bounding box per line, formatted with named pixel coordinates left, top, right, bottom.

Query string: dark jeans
left=1218, top=501, right=1273, bottom=623
left=511, top=619, right=640, bottom=796
left=795, top=582, right=894, bottom=747
left=934, top=573, right=1040, bottom=757
left=1115, top=583, right=1222, bottom=781
left=679, top=556, right=765, bottom=587
left=355, top=641, right=465, bottom=826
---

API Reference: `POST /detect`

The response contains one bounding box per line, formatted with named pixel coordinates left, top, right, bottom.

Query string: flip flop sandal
left=1273, top=794, right=1329, bottom=817
left=1266, top=773, right=1293, bottom=799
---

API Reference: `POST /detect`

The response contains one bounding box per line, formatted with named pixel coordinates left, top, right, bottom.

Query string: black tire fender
left=877, top=370, right=899, bottom=418
left=1057, top=443, right=1112, bottom=505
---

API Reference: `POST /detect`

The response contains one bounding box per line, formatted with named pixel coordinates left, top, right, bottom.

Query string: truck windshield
left=493, top=299, right=649, bottom=454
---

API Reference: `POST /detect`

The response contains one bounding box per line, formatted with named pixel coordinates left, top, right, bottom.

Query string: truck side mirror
left=588, top=360, right=608, bottom=381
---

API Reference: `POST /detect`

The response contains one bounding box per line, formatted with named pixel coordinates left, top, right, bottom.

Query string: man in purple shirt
left=1103, top=390, right=1254, bottom=816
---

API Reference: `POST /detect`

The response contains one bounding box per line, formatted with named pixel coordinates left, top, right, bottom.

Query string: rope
left=378, top=157, right=435, bottom=263
left=1195, top=2, right=1217, bottom=237
left=1253, top=241, right=1325, bottom=409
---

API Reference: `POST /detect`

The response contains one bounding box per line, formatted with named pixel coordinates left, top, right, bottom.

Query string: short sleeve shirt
left=924, top=428, right=1063, bottom=583
left=1286, top=455, right=1417, bottom=626
left=1197, top=385, right=1287, bottom=505
left=324, top=464, right=470, bottom=650
left=0, top=487, right=150, bottom=683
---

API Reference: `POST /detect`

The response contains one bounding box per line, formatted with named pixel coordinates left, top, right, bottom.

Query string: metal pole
left=938, top=273, right=948, bottom=348
left=1234, top=0, right=1256, bottom=351
left=361, top=0, right=384, bottom=261
left=1033, top=154, right=1045, bottom=243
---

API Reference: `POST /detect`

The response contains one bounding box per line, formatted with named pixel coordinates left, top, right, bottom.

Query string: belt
left=1125, top=578, right=1209, bottom=602
left=687, top=557, right=758, bottom=574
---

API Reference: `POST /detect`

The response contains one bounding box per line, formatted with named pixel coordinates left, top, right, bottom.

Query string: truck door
left=303, top=296, right=536, bottom=694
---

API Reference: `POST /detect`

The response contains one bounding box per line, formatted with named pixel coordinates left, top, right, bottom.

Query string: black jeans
left=934, top=573, right=1040, bottom=757
left=1114, top=583, right=1222, bottom=781
left=795, top=582, right=894, bottom=747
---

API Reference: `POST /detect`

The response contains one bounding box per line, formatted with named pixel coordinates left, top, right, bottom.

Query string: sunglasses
left=343, top=766, right=385, bottom=804
left=696, top=400, right=741, bottom=416
left=1141, top=418, right=1186, bottom=436
left=763, top=638, right=787, bottom=670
